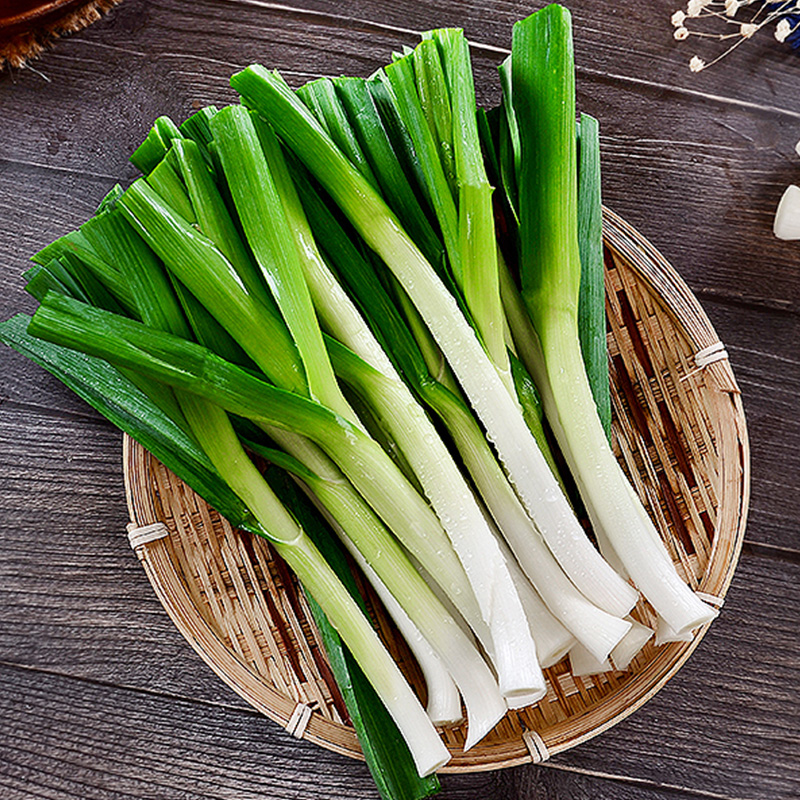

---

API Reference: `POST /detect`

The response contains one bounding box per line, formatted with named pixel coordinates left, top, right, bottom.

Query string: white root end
left=655, top=614, right=696, bottom=645
left=610, top=618, right=654, bottom=670
left=569, top=643, right=612, bottom=677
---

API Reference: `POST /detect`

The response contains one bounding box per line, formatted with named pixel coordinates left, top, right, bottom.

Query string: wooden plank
left=0, top=662, right=738, bottom=800
left=0, top=662, right=499, bottom=799
left=0, top=0, right=408, bottom=177
left=0, top=405, right=124, bottom=515
left=1, top=0, right=797, bottom=315
left=725, top=345, right=800, bottom=553
left=254, top=0, right=800, bottom=123
left=0, top=404, right=256, bottom=709
left=499, top=762, right=741, bottom=800
left=2, top=398, right=798, bottom=799
left=5, top=0, right=800, bottom=128
left=0, top=160, right=117, bottom=272
left=546, top=549, right=800, bottom=800
left=1, top=1, right=796, bottom=330
left=591, top=104, right=800, bottom=319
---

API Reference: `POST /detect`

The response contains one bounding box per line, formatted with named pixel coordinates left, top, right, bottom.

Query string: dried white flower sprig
left=671, top=0, right=800, bottom=72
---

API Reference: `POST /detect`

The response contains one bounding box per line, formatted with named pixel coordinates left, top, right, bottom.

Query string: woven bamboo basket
left=123, top=207, right=749, bottom=772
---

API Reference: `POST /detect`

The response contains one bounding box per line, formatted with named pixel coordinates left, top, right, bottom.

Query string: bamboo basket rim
left=123, top=207, right=749, bottom=773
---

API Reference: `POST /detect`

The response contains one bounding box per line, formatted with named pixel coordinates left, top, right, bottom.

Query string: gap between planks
left=541, top=762, right=755, bottom=800
left=0, top=659, right=261, bottom=720
left=742, top=540, right=800, bottom=565
left=0, top=397, right=106, bottom=424
left=0, top=156, right=121, bottom=184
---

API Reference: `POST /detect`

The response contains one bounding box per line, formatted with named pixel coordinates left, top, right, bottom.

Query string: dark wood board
left=0, top=662, right=502, bottom=800
left=1, top=0, right=798, bottom=798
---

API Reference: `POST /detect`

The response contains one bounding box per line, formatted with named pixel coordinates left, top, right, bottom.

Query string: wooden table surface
left=1, top=1, right=799, bottom=798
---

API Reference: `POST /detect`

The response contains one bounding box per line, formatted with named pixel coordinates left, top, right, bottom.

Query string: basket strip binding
left=123, top=210, right=749, bottom=773
left=286, top=702, right=314, bottom=739
left=127, top=521, right=168, bottom=548
left=522, top=730, right=550, bottom=764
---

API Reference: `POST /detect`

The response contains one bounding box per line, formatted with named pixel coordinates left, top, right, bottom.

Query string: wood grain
left=1, top=409, right=798, bottom=797
left=0, top=662, right=503, bottom=799
left=2, top=1, right=798, bottom=314
left=0, top=405, right=254, bottom=708
left=496, top=762, right=742, bottom=800
left=1, top=0, right=798, bottom=797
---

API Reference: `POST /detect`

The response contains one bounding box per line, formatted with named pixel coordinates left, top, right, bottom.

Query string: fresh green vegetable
left=142, top=124, right=509, bottom=741
left=576, top=113, right=612, bottom=439
left=3, top=13, right=722, bottom=798
left=264, top=468, right=442, bottom=800
left=334, top=77, right=445, bottom=270
left=380, top=57, right=463, bottom=288
left=427, top=28, right=511, bottom=389
left=118, top=177, right=305, bottom=393
left=130, top=114, right=182, bottom=174
left=513, top=4, right=715, bottom=634
left=210, top=105, right=357, bottom=422
left=31, top=288, right=451, bottom=778
left=298, top=78, right=381, bottom=191
left=232, top=55, right=639, bottom=622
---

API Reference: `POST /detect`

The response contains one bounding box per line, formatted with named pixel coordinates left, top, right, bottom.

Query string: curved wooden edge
left=0, top=0, right=84, bottom=31
left=122, top=211, right=750, bottom=774
left=123, top=440, right=365, bottom=761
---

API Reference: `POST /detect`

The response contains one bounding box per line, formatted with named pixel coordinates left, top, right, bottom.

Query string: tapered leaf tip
left=513, top=3, right=573, bottom=37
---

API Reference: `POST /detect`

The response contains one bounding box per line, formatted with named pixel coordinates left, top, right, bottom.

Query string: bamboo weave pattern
left=124, top=210, right=749, bottom=772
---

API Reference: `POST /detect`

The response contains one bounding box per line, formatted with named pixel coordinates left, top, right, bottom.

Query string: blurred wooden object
left=0, top=0, right=120, bottom=68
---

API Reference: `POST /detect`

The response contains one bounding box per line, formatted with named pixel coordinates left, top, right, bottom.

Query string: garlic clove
left=773, top=185, right=800, bottom=240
